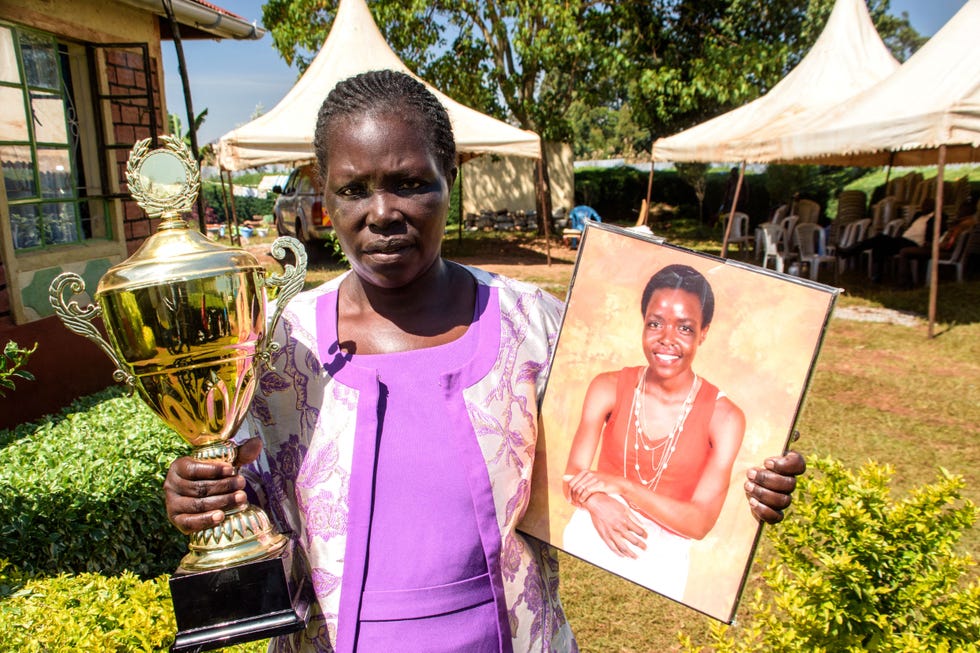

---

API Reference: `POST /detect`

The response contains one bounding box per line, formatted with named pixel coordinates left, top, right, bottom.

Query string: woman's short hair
left=641, top=264, right=715, bottom=327
left=313, top=70, right=457, bottom=181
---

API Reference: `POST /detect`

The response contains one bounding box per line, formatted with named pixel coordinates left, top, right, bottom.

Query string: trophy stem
left=179, top=442, right=288, bottom=572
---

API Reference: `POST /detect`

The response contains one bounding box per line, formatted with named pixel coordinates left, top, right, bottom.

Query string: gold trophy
left=49, top=135, right=311, bottom=652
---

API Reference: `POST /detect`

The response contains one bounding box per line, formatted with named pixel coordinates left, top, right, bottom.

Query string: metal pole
left=161, top=0, right=206, bottom=233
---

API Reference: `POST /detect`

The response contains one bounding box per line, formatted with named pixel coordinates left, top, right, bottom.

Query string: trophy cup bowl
left=49, top=135, right=311, bottom=651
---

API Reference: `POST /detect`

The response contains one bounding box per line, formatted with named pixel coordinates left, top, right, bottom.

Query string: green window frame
left=0, top=22, right=109, bottom=252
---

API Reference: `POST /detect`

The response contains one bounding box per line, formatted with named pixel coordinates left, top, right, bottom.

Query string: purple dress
left=316, top=283, right=509, bottom=652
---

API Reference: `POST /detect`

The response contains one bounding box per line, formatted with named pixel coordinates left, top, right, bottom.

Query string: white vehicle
left=272, top=164, right=332, bottom=250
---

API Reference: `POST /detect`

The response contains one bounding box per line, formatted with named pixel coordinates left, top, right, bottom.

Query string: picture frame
left=520, top=221, right=840, bottom=622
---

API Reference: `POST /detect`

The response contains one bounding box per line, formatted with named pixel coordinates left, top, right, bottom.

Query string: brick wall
left=0, top=260, right=9, bottom=329
left=104, top=48, right=164, bottom=254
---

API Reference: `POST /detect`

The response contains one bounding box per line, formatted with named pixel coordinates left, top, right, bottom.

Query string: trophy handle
left=260, top=236, right=308, bottom=368
left=48, top=272, right=136, bottom=386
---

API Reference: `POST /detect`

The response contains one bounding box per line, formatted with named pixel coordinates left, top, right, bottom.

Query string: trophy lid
left=98, top=135, right=264, bottom=296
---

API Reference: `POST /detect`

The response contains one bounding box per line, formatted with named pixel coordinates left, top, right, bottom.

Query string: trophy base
left=169, top=536, right=312, bottom=653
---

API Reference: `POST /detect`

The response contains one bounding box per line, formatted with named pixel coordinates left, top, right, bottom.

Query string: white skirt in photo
left=561, top=494, right=691, bottom=602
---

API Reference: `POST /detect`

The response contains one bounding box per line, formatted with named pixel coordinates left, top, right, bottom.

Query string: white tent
left=216, top=0, right=541, bottom=170
left=748, top=0, right=980, bottom=166
left=650, top=0, right=900, bottom=164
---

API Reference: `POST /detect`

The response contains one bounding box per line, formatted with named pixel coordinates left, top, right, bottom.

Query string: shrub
left=0, top=340, right=36, bottom=397
left=0, top=560, right=270, bottom=652
left=0, top=386, right=189, bottom=578
left=0, top=559, right=176, bottom=651
left=682, top=458, right=980, bottom=652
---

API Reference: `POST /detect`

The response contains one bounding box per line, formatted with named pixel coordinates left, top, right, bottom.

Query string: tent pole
left=721, top=161, right=746, bottom=258
left=537, top=154, right=551, bottom=266
left=927, top=145, right=946, bottom=338
left=218, top=168, right=232, bottom=226
left=457, top=160, right=463, bottom=245
left=227, top=171, right=241, bottom=247
left=882, top=151, right=895, bottom=193
left=642, top=153, right=655, bottom=225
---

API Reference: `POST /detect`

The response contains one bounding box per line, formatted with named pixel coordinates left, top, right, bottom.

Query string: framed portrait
left=520, top=221, right=840, bottom=622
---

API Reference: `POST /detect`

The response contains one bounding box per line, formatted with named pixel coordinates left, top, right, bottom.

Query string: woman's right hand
left=582, top=493, right=648, bottom=559
left=163, top=437, right=263, bottom=535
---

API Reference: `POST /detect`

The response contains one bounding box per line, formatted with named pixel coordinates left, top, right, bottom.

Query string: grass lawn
left=432, top=227, right=979, bottom=652
left=274, top=225, right=979, bottom=650
left=7, top=225, right=975, bottom=652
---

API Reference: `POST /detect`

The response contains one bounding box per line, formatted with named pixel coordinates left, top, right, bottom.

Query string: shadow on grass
left=833, top=269, right=980, bottom=327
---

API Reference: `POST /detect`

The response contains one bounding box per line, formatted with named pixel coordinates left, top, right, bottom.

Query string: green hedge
left=573, top=166, right=772, bottom=225
left=0, top=387, right=189, bottom=578
left=0, top=560, right=267, bottom=652
left=683, top=458, right=980, bottom=652
left=0, top=560, right=175, bottom=651
left=200, top=182, right=276, bottom=225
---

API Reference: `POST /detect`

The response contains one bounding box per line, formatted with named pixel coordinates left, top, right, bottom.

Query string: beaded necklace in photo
left=625, top=366, right=701, bottom=490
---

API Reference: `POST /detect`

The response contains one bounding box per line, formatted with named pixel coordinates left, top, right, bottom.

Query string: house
left=0, top=0, right=263, bottom=428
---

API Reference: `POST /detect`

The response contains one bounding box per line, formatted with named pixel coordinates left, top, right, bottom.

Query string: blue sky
left=163, top=0, right=968, bottom=146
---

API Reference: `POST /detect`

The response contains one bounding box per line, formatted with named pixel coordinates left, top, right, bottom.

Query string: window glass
left=42, top=202, right=78, bottom=244
left=9, top=204, right=40, bottom=249
left=37, top=147, right=72, bottom=198
left=296, top=172, right=314, bottom=193
left=30, top=91, right=68, bottom=143
left=0, top=145, right=35, bottom=199
left=19, top=31, right=57, bottom=89
left=0, top=26, right=17, bottom=83
left=0, top=85, right=28, bottom=141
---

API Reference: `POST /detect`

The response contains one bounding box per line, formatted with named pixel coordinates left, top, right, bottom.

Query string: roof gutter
left=116, top=0, right=265, bottom=40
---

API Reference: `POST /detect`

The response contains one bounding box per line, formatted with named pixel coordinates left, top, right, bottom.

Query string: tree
left=675, top=162, right=710, bottom=223
left=262, top=0, right=626, bottom=230
left=260, top=1, right=923, bottom=193
left=622, top=0, right=923, bottom=142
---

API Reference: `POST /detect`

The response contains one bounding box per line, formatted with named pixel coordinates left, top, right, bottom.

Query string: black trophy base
left=169, top=537, right=311, bottom=653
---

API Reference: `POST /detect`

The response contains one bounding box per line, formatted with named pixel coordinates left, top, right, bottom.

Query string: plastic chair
left=563, top=205, right=601, bottom=249
left=759, top=223, right=793, bottom=273
left=778, top=214, right=799, bottom=254
left=924, top=225, right=980, bottom=284
left=795, top=198, right=820, bottom=224
left=726, top=211, right=754, bottom=255
left=836, top=218, right=871, bottom=273
left=794, top=223, right=836, bottom=282
left=871, top=195, right=898, bottom=235
left=771, top=204, right=789, bottom=223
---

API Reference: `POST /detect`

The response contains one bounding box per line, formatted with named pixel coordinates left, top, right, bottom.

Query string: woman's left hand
left=744, top=450, right=806, bottom=524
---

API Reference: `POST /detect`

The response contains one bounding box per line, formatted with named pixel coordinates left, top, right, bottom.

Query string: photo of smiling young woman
left=560, top=264, right=745, bottom=601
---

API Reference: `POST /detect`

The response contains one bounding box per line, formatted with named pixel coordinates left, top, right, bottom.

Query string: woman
left=164, top=70, right=803, bottom=653
left=563, top=264, right=743, bottom=600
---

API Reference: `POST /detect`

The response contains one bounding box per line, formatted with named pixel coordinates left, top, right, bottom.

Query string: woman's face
left=641, top=287, right=709, bottom=382
left=320, top=112, right=454, bottom=289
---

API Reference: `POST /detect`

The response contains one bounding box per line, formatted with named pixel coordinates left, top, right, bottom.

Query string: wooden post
left=721, top=161, right=746, bottom=258
left=218, top=168, right=232, bottom=226
left=457, top=158, right=464, bottom=245
left=927, top=145, right=946, bottom=338
left=226, top=170, right=241, bottom=247
left=537, top=153, right=551, bottom=266
left=642, top=154, right=655, bottom=225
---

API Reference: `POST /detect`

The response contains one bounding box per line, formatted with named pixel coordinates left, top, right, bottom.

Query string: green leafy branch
left=0, top=341, right=37, bottom=397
